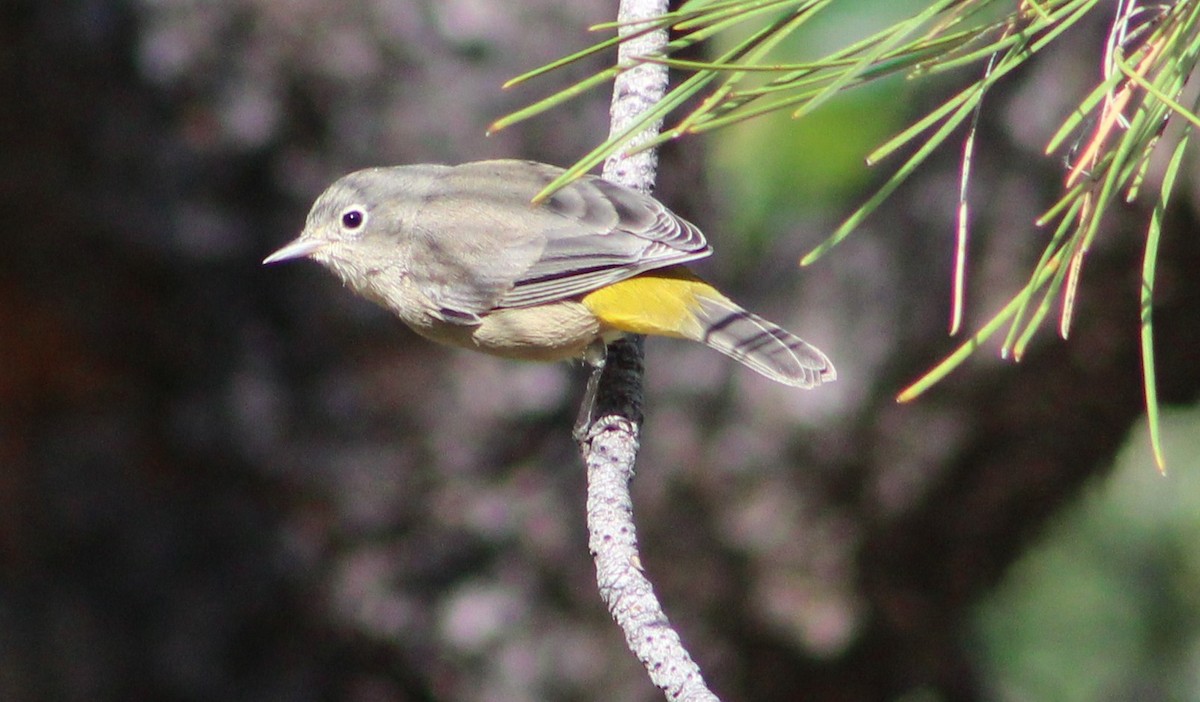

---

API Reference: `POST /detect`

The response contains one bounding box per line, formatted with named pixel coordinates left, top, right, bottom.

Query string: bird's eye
left=340, top=206, right=366, bottom=231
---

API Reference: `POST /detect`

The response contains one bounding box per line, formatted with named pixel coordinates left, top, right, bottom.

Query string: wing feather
left=496, top=163, right=711, bottom=308
left=401, top=160, right=711, bottom=319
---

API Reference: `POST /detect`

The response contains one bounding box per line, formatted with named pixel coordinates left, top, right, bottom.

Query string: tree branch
left=579, top=1, right=720, bottom=700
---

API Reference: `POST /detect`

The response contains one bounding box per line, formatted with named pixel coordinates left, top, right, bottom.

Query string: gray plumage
left=305, top=160, right=710, bottom=323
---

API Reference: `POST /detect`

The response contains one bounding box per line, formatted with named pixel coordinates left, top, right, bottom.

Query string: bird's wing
left=495, top=162, right=711, bottom=309
left=411, top=161, right=711, bottom=322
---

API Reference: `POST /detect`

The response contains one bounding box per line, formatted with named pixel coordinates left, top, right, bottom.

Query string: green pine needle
left=497, top=0, right=1200, bottom=469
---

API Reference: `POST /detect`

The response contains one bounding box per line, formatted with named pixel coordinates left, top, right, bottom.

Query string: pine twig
left=579, top=0, right=720, bottom=699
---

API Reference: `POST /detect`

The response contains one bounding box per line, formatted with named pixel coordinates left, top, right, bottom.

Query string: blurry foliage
left=709, top=1, right=927, bottom=254
left=975, top=406, right=1200, bottom=701
left=710, top=83, right=907, bottom=256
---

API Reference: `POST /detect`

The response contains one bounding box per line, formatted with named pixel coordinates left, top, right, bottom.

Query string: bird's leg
left=574, top=339, right=608, bottom=441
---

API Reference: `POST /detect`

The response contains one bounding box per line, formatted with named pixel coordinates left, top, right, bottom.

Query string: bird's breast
left=413, top=301, right=603, bottom=362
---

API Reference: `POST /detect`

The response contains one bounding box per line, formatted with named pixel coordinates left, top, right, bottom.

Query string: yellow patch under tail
left=580, top=266, right=720, bottom=339
left=580, top=265, right=835, bottom=388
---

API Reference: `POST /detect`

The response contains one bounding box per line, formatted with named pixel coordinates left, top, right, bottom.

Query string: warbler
left=264, top=160, right=835, bottom=388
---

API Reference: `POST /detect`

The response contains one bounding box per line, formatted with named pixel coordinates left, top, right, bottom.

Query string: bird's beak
left=263, top=237, right=326, bottom=265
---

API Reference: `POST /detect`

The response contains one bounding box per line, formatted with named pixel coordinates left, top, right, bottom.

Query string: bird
left=264, top=159, right=835, bottom=390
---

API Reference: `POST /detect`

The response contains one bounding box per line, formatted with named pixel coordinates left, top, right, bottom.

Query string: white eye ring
left=339, top=205, right=368, bottom=233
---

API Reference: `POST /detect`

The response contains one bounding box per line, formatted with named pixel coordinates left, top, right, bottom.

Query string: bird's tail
left=691, top=293, right=835, bottom=388
left=582, top=267, right=835, bottom=388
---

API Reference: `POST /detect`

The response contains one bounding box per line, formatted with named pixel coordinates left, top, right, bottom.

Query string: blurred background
left=3, top=1, right=1200, bottom=700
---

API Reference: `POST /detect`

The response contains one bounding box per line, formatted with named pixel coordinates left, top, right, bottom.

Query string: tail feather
left=694, top=295, right=835, bottom=388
